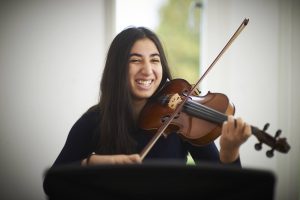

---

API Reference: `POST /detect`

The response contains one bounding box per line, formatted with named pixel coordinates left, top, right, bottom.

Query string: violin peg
left=263, top=123, right=270, bottom=132
left=275, top=129, right=282, bottom=138
left=266, top=149, right=274, bottom=158
left=254, top=142, right=262, bottom=151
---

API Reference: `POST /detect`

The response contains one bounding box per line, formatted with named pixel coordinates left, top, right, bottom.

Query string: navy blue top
left=44, top=109, right=241, bottom=195
left=51, top=109, right=241, bottom=167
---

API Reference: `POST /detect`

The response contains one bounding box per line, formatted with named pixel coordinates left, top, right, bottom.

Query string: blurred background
left=0, top=0, right=299, bottom=199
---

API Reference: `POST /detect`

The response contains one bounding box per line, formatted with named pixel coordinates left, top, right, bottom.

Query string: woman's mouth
left=136, top=79, right=153, bottom=88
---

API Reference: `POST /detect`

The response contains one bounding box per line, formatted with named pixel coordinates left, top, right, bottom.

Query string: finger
left=227, top=115, right=235, bottom=131
left=222, top=120, right=229, bottom=135
left=243, top=123, right=252, bottom=137
left=115, top=155, right=133, bottom=164
left=122, top=155, right=135, bottom=164
left=235, top=117, right=245, bottom=131
left=129, top=154, right=142, bottom=164
left=236, top=118, right=251, bottom=138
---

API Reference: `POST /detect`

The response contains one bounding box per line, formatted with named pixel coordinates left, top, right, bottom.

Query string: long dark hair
left=92, top=27, right=172, bottom=154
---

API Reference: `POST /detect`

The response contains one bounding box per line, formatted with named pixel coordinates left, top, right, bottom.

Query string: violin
left=139, top=78, right=290, bottom=158
left=138, top=18, right=291, bottom=160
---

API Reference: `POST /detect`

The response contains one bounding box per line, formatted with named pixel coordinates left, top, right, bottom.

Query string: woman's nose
left=141, top=60, right=153, bottom=75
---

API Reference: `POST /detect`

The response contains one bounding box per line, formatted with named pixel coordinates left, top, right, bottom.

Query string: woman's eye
left=151, top=59, right=160, bottom=63
left=130, top=59, right=141, bottom=63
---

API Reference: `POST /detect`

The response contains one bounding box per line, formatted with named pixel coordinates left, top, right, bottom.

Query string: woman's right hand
left=81, top=153, right=142, bottom=166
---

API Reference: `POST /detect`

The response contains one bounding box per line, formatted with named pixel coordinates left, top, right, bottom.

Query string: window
left=116, top=0, right=202, bottom=84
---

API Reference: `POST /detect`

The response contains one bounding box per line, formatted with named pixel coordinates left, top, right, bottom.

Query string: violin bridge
left=168, top=93, right=182, bottom=110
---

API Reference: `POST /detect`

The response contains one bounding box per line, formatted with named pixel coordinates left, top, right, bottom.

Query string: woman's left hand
left=219, top=115, right=252, bottom=163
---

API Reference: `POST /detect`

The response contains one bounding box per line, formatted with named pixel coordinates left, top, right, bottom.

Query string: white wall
left=201, top=0, right=299, bottom=199
left=0, top=0, right=115, bottom=199
left=115, top=0, right=166, bottom=32
left=1, top=0, right=299, bottom=200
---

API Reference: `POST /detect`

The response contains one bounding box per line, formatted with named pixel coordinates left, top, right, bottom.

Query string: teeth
left=137, top=80, right=152, bottom=85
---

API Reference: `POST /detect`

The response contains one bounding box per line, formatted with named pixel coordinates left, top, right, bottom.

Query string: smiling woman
left=44, top=27, right=253, bottom=197
left=128, top=38, right=163, bottom=103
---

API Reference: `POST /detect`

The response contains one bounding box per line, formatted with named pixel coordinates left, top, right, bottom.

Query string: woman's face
left=128, top=38, right=163, bottom=102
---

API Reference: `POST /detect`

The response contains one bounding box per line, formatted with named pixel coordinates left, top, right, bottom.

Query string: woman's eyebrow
left=150, top=53, right=160, bottom=57
left=129, top=53, right=142, bottom=57
left=129, top=53, right=160, bottom=57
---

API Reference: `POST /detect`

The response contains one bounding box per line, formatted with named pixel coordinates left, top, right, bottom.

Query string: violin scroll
left=252, top=123, right=290, bottom=157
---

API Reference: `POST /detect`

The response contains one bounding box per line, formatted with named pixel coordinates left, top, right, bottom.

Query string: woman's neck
left=132, top=99, right=147, bottom=122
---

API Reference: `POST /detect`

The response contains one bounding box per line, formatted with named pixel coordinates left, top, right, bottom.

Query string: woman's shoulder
left=83, top=105, right=101, bottom=119
left=70, top=105, right=101, bottom=132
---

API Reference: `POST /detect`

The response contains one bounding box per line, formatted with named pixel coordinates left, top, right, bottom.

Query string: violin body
left=139, top=79, right=235, bottom=146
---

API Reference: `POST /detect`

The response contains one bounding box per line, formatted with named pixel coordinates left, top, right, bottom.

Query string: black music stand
left=43, top=161, right=275, bottom=200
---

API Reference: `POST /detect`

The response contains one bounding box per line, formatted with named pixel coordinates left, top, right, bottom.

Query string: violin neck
left=183, top=99, right=228, bottom=125
left=184, top=100, right=269, bottom=140
left=183, top=99, right=289, bottom=153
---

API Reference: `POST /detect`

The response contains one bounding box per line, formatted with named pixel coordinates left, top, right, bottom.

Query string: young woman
left=47, top=27, right=251, bottom=168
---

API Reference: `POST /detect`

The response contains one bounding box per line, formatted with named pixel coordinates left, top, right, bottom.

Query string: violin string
left=185, top=102, right=226, bottom=124
left=190, top=101, right=227, bottom=122
left=183, top=100, right=228, bottom=124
